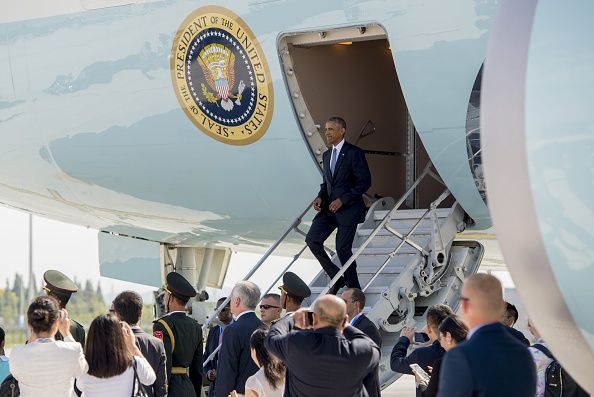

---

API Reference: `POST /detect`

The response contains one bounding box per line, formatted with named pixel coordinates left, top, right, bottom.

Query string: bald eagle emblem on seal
left=171, top=6, right=274, bottom=145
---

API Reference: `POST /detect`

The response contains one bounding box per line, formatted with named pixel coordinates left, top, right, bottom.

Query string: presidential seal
left=171, top=6, right=274, bottom=145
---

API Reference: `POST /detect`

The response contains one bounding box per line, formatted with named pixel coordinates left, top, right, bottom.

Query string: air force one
left=0, top=0, right=592, bottom=392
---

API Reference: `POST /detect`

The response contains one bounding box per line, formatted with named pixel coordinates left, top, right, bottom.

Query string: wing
left=228, top=52, right=236, bottom=91
left=197, top=57, right=217, bottom=92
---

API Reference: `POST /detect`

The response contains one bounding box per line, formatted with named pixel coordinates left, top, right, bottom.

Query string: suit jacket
left=391, top=338, right=445, bottom=397
left=203, top=324, right=224, bottom=396
left=317, top=141, right=371, bottom=226
left=266, top=315, right=380, bottom=397
left=214, top=312, right=262, bottom=397
left=353, top=314, right=383, bottom=397
left=437, top=322, right=536, bottom=397
left=133, top=327, right=167, bottom=397
left=506, top=326, right=530, bottom=346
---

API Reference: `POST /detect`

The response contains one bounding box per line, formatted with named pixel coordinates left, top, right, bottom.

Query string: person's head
left=112, top=290, right=143, bottom=326
left=0, top=326, right=5, bottom=353
left=250, top=328, right=285, bottom=390
left=27, top=295, right=61, bottom=337
left=341, top=288, right=365, bottom=320
left=502, top=302, right=519, bottom=327
left=438, top=316, right=469, bottom=351
left=163, top=272, right=196, bottom=313
left=216, top=297, right=233, bottom=324
left=460, top=273, right=506, bottom=329
left=278, top=272, right=310, bottom=312
left=85, top=314, right=132, bottom=378
left=325, top=116, right=347, bottom=146
left=312, top=295, right=348, bottom=330
left=527, top=319, right=541, bottom=340
left=259, top=294, right=282, bottom=325
left=230, top=281, right=261, bottom=316
left=43, top=270, right=78, bottom=309
left=426, top=304, right=454, bottom=342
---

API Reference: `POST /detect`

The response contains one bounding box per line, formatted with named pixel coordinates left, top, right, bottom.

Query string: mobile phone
left=410, top=363, right=430, bottom=384
left=414, top=332, right=430, bottom=343
left=306, top=311, right=314, bottom=326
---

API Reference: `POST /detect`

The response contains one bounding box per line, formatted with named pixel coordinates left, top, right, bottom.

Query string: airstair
left=202, top=163, right=484, bottom=389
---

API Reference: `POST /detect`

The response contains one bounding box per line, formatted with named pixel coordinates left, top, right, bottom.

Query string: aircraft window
left=466, top=64, right=486, bottom=202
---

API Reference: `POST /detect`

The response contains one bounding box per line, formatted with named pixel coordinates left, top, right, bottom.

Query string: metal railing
left=203, top=161, right=449, bottom=365
left=311, top=161, right=442, bottom=300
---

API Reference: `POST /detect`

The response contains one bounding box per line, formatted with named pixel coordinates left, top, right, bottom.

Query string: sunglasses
left=260, top=304, right=281, bottom=310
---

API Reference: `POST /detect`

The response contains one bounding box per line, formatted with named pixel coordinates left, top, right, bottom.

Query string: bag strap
left=533, top=343, right=555, bottom=360
left=157, top=319, right=175, bottom=353
left=131, top=359, right=139, bottom=397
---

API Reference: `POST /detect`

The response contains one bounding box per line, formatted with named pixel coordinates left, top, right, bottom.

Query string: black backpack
left=532, top=344, right=589, bottom=397
left=0, top=374, right=19, bottom=397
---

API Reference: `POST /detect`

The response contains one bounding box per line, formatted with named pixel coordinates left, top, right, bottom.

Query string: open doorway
left=279, top=25, right=446, bottom=209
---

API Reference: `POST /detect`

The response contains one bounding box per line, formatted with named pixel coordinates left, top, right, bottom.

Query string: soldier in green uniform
left=153, top=272, right=204, bottom=397
left=43, top=270, right=86, bottom=346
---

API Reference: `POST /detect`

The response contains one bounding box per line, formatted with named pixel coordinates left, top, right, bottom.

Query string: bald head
left=312, top=295, right=348, bottom=330
left=461, top=273, right=506, bottom=329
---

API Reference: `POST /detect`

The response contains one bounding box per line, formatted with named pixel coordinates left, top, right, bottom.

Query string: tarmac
left=382, top=375, right=416, bottom=397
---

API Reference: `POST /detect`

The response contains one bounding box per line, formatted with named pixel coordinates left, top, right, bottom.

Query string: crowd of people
left=0, top=266, right=588, bottom=397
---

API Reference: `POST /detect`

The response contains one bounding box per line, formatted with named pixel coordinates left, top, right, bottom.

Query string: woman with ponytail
left=10, top=296, right=89, bottom=396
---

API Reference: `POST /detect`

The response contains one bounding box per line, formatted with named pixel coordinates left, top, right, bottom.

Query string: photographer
left=265, top=295, right=379, bottom=397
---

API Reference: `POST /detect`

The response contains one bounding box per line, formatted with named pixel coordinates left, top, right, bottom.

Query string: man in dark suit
left=266, top=295, right=380, bottom=397
left=214, top=281, right=262, bottom=397
left=391, top=304, right=453, bottom=397
left=203, top=297, right=233, bottom=396
left=153, top=272, right=204, bottom=397
left=502, top=301, right=530, bottom=346
left=342, top=288, right=382, bottom=397
left=437, top=274, right=536, bottom=397
left=113, top=290, right=167, bottom=397
left=306, top=116, right=372, bottom=293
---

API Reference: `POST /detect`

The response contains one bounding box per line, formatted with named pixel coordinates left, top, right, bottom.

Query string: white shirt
left=332, top=139, right=346, bottom=155
left=528, top=339, right=554, bottom=397
left=77, top=356, right=156, bottom=397
left=466, top=322, right=492, bottom=340
left=10, top=338, right=88, bottom=397
left=235, top=310, right=255, bottom=321
left=245, top=367, right=285, bottom=397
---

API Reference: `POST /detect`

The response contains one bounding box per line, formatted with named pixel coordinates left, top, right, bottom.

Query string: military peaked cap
left=43, top=270, right=78, bottom=297
left=165, top=272, right=197, bottom=301
left=280, top=272, right=311, bottom=299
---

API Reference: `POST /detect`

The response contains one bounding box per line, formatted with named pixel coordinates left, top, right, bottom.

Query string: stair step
left=373, top=208, right=451, bottom=221
left=310, top=286, right=389, bottom=295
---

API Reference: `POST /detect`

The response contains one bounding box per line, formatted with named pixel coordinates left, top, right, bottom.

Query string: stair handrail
left=313, top=162, right=436, bottom=300
left=201, top=198, right=316, bottom=334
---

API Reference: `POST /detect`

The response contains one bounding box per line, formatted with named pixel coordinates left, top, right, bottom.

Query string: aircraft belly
left=0, top=0, right=495, bottom=244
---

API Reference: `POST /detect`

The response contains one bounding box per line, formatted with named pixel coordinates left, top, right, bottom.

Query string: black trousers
left=305, top=211, right=361, bottom=289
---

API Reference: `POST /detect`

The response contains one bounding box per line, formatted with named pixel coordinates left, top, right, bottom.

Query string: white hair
left=231, top=281, right=261, bottom=310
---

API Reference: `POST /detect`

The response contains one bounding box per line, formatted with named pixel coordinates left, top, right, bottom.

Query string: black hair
left=426, top=304, right=454, bottom=334
left=0, top=326, right=5, bottom=344
left=27, top=296, right=60, bottom=334
left=85, top=314, right=132, bottom=378
left=328, top=116, right=347, bottom=130
left=250, top=328, right=285, bottom=390
left=505, top=302, right=519, bottom=325
left=112, top=290, right=143, bottom=325
left=438, top=316, right=468, bottom=343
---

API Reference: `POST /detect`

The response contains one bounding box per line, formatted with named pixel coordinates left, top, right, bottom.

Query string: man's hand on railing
left=313, top=197, right=322, bottom=212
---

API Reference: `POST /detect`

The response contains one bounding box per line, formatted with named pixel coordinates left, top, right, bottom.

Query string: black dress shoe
left=327, top=277, right=346, bottom=295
